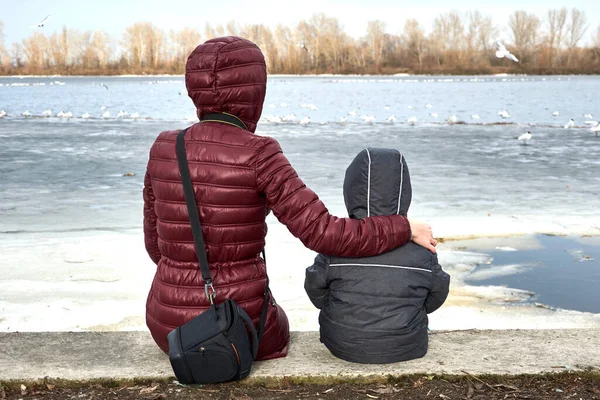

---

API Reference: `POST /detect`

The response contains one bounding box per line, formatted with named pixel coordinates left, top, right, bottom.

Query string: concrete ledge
left=1, top=330, right=599, bottom=384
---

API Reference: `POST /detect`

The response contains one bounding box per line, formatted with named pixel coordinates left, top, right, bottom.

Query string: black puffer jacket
left=305, top=148, right=450, bottom=364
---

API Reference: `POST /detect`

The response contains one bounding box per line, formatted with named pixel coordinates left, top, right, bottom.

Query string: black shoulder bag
left=167, top=114, right=270, bottom=384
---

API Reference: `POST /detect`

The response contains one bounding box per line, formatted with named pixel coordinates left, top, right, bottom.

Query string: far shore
left=1, top=72, right=600, bottom=78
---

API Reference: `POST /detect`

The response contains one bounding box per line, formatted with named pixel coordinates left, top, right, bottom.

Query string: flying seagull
left=30, top=15, right=51, bottom=28
left=495, top=42, right=519, bottom=63
left=100, top=83, right=109, bottom=90
left=297, top=42, right=308, bottom=52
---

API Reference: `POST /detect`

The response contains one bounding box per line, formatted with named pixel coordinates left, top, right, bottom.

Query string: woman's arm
left=143, top=170, right=162, bottom=265
left=254, top=137, right=413, bottom=257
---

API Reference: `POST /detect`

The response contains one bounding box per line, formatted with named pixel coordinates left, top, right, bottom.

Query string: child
left=305, top=148, right=450, bottom=364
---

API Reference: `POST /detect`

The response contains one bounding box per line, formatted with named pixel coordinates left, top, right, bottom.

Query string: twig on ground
left=461, top=370, right=500, bottom=392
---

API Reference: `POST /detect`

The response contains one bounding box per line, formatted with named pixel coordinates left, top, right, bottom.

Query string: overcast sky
left=2, top=0, right=599, bottom=46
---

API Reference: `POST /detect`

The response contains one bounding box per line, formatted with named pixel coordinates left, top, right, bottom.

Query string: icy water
left=465, top=235, right=600, bottom=314
left=1, top=75, right=599, bottom=333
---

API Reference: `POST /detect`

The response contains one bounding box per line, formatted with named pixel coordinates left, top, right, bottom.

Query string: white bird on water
left=564, top=119, right=575, bottom=129
left=407, top=116, right=417, bottom=125
left=495, top=42, right=519, bottom=63
left=471, top=114, right=480, bottom=120
left=361, top=115, right=376, bottom=124
left=348, top=110, right=357, bottom=116
left=30, top=15, right=51, bottom=28
left=117, top=110, right=129, bottom=118
left=339, top=116, right=347, bottom=124
left=22, top=111, right=32, bottom=117
left=584, top=113, right=593, bottom=120
left=590, top=122, right=600, bottom=136
left=0, top=110, right=7, bottom=118
left=266, top=116, right=282, bottom=123
left=102, top=111, right=110, bottom=119
left=282, top=113, right=296, bottom=122
left=130, top=112, right=139, bottom=119
left=299, top=116, right=311, bottom=125
left=447, top=115, right=458, bottom=124
left=386, top=115, right=397, bottom=123
left=431, top=112, right=439, bottom=118
left=498, top=109, right=510, bottom=119
left=41, top=109, right=52, bottom=117
left=82, top=112, right=91, bottom=119
left=552, top=111, right=559, bottom=117
left=56, top=111, right=72, bottom=118
left=425, top=104, right=433, bottom=109
left=517, top=131, right=532, bottom=145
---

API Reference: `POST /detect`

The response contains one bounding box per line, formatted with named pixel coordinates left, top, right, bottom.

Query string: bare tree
left=366, top=20, right=386, bottom=72
left=90, top=31, right=112, bottom=69
left=545, top=8, right=567, bottom=66
left=225, top=21, right=239, bottom=36
left=403, top=19, right=426, bottom=69
left=332, top=20, right=350, bottom=73
left=122, top=22, right=165, bottom=70
left=10, top=42, right=24, bottom=68
left=564, top=9, right=588, bottom=67
left=122, top=23, right=145, bottom=69
left=203, top=23, right=215, bottom=40
left=22, top=32, right=50, bottom=72
left=4, top=11, right=600, bottom=75
left=296, top=15, right=330, bottom=73
left=273, top=24, right=296, bottom=73
left=431, top=12, right=465, bottom=66
left=508, top=11, right=541, bottom=61
left=170, top=27, right=201, bottom=70
left=237, top=24, right=277, bottom=71
left=48, top=26, right=72, bottom=70
left=566, top=8, right=588, bottom=49
left=0, top=21, right=7, bottom=67
left=466, top=11, right=497, bottom=57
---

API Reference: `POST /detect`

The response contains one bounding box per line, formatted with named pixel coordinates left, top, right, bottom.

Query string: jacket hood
left=343, top=148, right=411, bottom=219
left=185, top=36, right=266, bottom=133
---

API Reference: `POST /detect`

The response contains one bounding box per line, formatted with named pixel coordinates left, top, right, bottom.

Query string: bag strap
left=176, top=114, right=271, bottom=354
left=176, top=128, right=216, bottom=303
left=257, top=251, right=270, bottom=342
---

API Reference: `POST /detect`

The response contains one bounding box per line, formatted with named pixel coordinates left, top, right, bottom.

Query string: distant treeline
left=1, top=9, right=600, bottom=76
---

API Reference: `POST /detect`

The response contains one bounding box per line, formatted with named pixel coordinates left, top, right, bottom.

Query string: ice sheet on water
left=1, top=225, right=599, bottom=333
left=466, top=263, right=540, bottom=281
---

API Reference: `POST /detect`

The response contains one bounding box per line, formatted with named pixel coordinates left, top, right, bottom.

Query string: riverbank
left=2, top=373, right=600, bottom=399
left=1, top=330, right=599, bottom=399
left=1, top=68, right=600, bottom=77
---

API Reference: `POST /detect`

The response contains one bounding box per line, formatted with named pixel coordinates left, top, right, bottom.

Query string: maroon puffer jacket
left=143, top=36, right=412, bottom=360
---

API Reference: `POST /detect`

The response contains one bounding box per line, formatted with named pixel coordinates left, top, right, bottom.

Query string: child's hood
left=343, top=148, right=411, bottom=219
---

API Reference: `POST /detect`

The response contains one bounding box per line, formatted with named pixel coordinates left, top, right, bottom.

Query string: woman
left=143, top=36, right=436, bottom=361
